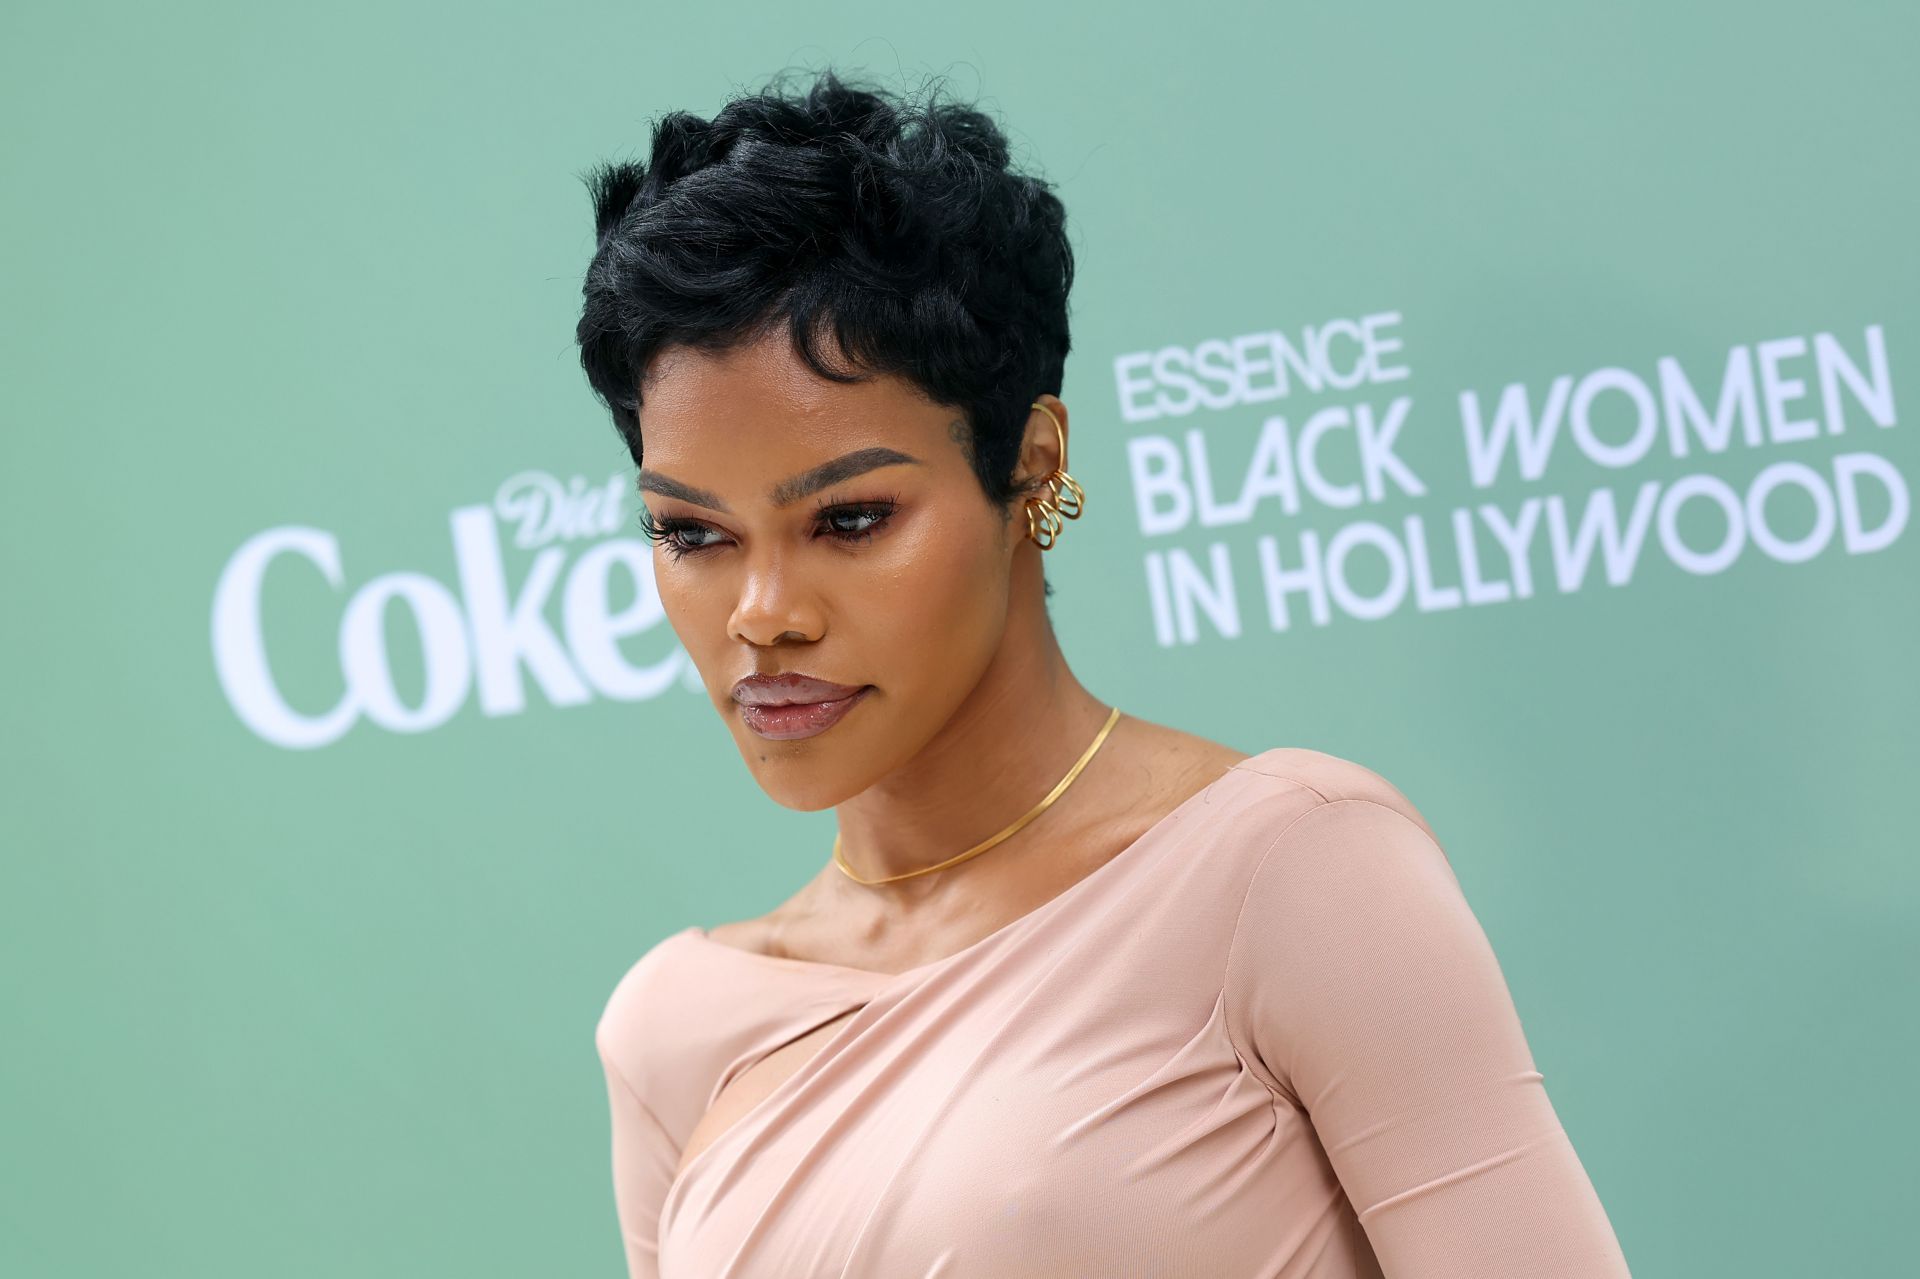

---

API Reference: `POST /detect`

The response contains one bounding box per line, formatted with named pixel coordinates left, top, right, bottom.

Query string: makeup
left=733, top=673, right=874, bottom=741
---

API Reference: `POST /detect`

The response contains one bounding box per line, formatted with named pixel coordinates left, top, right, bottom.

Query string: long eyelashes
left=638, top=495, right=900, bottom=561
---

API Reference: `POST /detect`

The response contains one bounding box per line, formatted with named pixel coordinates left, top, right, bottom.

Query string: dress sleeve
left=596, top=1030, right=678, bottom=1279
left=1222, top=797, right=1632, bottom=1276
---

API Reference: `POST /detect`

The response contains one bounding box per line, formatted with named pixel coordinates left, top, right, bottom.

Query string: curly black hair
left=574, top=68, right=1075, bottom=513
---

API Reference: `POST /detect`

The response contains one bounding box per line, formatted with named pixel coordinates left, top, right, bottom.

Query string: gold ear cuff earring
left=1024, top=400, right=1086, bottom=551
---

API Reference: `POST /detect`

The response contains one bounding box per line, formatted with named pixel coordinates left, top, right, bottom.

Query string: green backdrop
left=5, top=3, right=1914, bottom=1275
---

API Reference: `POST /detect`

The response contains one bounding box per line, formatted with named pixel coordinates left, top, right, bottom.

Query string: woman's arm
left=1223, top=796, right=1632, bottom=1276
left=597, top=1032, right=678, bottom=1279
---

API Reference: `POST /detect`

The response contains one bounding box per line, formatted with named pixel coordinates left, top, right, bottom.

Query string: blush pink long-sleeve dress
left=594, top=747, right=1633, bottom=1277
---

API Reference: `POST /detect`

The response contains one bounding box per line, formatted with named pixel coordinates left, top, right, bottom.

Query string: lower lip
left=738, top=687, right=873, bottom=740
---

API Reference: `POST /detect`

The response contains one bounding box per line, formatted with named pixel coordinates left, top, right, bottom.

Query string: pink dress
left=594, top=747, right=1632, bottom=1277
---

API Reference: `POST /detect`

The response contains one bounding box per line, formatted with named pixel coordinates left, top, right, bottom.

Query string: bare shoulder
left=702, top=913, right=778, bottom=955
left=1117, top=715, right=1439, bottom=843
left=702, top=874, right=842, bottom=961
left=1064, top=716, right=1246, bottom=848
left=1108, top=715, right=1251, bottom=794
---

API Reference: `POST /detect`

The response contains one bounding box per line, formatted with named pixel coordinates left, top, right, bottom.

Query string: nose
left=727, top=547, right=825, bottom=647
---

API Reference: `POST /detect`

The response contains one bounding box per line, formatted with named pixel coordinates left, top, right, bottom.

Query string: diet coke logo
left=211, top=470, right=690, bottom=749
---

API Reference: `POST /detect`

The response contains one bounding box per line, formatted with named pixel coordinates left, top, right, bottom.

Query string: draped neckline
left=654, top=749, right=1284, bottom=1242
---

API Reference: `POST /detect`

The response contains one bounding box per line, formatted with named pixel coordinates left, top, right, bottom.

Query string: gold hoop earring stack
left=1024, top=400, right=1087, bottom=550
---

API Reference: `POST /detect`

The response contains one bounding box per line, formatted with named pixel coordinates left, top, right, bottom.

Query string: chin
left=727, top=728, right=874, bottom=814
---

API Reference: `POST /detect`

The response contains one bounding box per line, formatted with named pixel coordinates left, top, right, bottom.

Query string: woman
left=576, top=69, right=1631, bottom=1278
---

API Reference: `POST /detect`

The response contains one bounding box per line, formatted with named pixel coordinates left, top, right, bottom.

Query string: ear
left=1013, top=396, right=1069, bottom=494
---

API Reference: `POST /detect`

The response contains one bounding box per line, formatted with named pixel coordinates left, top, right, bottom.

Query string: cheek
left=649, top=559, right=697, bottom=634
left=650, top=557, right=733, bottom=685
left=873, top=510, right=1008, bottom=652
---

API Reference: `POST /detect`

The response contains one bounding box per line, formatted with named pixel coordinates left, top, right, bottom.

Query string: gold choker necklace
left=831, top=706, right=1124, bottom=887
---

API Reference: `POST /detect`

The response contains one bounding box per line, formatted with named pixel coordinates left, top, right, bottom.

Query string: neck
left=830, top=562, right=1114, bottom=897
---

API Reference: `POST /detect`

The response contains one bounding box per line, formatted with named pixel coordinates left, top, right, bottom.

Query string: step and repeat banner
left=5, top=4, right=1913, bottom=1276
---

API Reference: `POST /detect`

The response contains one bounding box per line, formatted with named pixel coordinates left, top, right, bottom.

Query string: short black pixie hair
left=575, top=68, right=1074, bottom=513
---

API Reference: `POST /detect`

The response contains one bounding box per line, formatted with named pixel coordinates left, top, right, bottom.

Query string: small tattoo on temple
left=947, top=417, right=974, bottom=464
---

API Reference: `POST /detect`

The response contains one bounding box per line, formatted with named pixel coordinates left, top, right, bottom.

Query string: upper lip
left=732, top=672, right=868, bottom=706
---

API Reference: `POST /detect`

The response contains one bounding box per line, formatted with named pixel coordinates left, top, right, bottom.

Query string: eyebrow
left=636, top=446, right=924, bottom=513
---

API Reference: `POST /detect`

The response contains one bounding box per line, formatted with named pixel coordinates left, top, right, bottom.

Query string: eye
left=636, top=508, right=724, bottom=560
left=817, top=499, right=897, bottom=543
left=666, top=521, right=724, bottom=553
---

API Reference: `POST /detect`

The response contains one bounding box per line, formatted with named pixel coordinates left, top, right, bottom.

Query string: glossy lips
left=732, top=673, right=872, bottom=741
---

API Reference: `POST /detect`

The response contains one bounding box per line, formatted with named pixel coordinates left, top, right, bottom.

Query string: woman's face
left=635, top=328, right=1039, bottom=811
